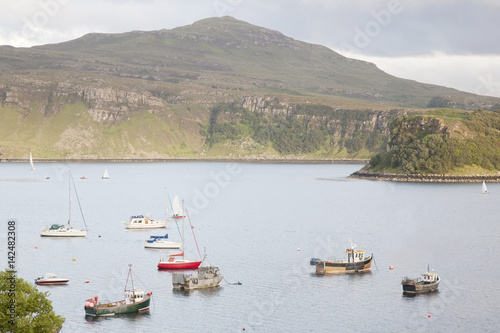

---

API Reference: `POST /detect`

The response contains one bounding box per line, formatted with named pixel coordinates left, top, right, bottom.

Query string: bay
left=0, top=162, right=499, bottom=332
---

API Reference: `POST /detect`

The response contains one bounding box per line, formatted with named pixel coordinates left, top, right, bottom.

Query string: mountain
left=0, top=16, right=499, bottom=159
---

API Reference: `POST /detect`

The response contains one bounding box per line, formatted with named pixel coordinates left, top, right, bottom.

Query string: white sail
left=172, top=196, right=183, bottom=217
left=30, top=152, right=35, bottom=171
left=102, top=169, right=109, bottom=179
left=482, top=181, right=488, bottom=194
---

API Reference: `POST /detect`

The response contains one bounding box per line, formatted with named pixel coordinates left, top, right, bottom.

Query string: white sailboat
left=40, top=170, right=88, bottom=237
left=482, top=181, right=488, bottom=194
left=172, top=195, right=183, bottom=218
left=102, top=169, right=109, bottom=179
left=29, top=152, right=35, bottom=171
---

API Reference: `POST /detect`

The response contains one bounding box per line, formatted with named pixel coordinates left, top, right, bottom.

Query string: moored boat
left=145, top=234, right=182, bottom=249
left=84, top=265, right=152, bottom=317
left=310, top=241, right=373, bottom=275
left=35, top=273, right=69, bottom=285
left=172, top=265, right=223, bottom=290
left=40, top=224, right=88, bottom=237
left=40, top=170, right=88, bottom=237
left=123, top=215, right=167, bottom=229
left=402, top=269, right=440, bottom=294
left=158, top=196, right=202, bottom=270
left=158, top=253, right=202, bottom=269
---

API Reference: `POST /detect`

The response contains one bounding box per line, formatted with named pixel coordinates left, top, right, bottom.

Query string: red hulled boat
left=157, top=196, right=202, bottom=270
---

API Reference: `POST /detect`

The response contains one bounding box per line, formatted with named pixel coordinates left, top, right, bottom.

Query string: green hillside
left=0, top=16, right=499, bottom=160
left=363, top=109, right=500, bottom=175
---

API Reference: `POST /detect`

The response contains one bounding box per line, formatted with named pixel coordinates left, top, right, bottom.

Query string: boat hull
left=314, top=256, right=373, bottom=275
left=126, top=224, right=166, bottom=229
left=84, top=295, right=151, bottom=317
left=402, top=280, right=440, bottom=294
left=172, top=274, right=223, bottom=290
left=145, top=241, right=182, bottom=249
left=158, top=260, right=202, bottom=270
left=35, top=279, right=69, bottom=285
left=40, top=229, right=87, bottom=237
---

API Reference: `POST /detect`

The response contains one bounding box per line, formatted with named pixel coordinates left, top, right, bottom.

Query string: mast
left=165, top=188, right=169, bottom=227
left=182, top=200, right=185, bottom=259
left=68, top=170, right=71, bottom=226
left=125, top=264, right=135, bottom=296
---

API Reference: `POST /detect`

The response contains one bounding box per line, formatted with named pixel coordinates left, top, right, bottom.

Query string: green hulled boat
left=84, top=265, right=152, bottom=316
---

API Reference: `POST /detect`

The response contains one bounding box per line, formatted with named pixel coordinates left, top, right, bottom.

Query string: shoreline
left=350, top=171, right=500, bottom=183
left=0, top=158, right=369, bottom=164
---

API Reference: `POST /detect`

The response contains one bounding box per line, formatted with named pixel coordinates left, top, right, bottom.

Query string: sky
left=1, top=0, right=499, bottom=98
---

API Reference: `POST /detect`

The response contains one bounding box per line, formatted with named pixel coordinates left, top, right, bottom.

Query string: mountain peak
left=1, top=16, right=499, bottom=111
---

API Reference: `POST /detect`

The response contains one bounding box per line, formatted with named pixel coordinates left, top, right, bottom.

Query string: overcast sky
left=1, top=0, right=499, bottom=97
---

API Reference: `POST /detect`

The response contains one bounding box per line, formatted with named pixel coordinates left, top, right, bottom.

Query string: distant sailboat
left=102, top=169, right=109, bottom=179
left=482, top=181, right=488, bottom=194
left=29, top=152, right=35, bottom=171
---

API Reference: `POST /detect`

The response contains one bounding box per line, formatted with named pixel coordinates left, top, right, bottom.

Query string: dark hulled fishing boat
left=84, top=265, right=151, bottom=316
left=402, top=269, right=440, bottom=294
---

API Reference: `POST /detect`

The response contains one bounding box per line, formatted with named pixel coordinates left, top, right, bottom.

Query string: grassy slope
left=0, top=102, right=208, bottom=159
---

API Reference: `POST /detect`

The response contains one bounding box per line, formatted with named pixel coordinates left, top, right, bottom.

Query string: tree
left=0, top=269, right=65, bottom=332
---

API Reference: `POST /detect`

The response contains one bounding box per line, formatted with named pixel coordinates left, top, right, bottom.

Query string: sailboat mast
left=68, top=170, right=71, bottom=226
left=182, top=200, right=185, bottom=259
left=165, top=188, right=169, bottom=225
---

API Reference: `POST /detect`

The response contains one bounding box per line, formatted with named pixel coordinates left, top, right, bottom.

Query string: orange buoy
left=84, top=280, right=90, bottom=284
left=389, top=265, right=394, bottom=270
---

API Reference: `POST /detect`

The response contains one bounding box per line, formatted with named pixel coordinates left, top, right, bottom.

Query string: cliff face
left=240, top=95, right=406, bottom=138
left=0, top=78, right=165, bottom=123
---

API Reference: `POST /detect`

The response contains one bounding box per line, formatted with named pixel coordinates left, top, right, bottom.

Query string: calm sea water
left=1, top=162, right=499, bottom=332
